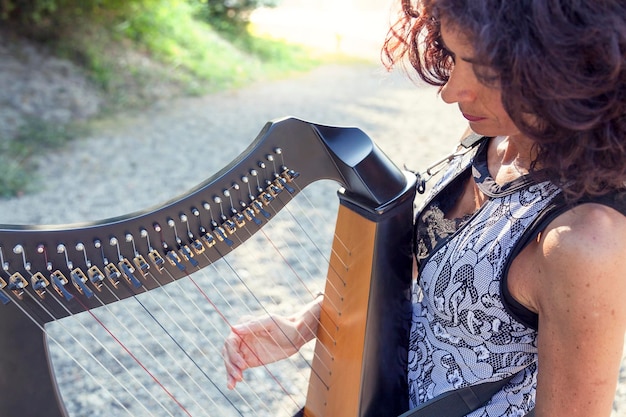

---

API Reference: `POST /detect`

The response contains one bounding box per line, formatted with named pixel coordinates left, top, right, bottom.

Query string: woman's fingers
left=232, top=316, right=270, bottom=335
left=223, top=314, right=299, bottom=388
left=225, top=365, right=243, bottom=390
left=222, top=332, right=247, bottom=389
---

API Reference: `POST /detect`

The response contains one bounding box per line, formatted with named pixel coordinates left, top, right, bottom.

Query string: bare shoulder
left=531, top=203, right=626, bottom=415
left=536, top=202, right=626, bottom=317
left=542, top=203, right=626, bottom=269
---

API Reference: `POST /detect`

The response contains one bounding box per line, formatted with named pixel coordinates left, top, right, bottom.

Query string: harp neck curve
left=0, top=117, right=413, bottom=319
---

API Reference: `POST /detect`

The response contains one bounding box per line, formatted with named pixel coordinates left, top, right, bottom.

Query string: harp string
left=45, top=246, right=294, bottom=415
left=0, top=179, right=322, bottom=412
left=87, top=259, right=252, bottom=413
left=257, top=227, right=334, bottom=362
left=186, top=263, right=306, bottom=410
left=126, top=270, right=275, bottom=416
left=190, top=191, right=324, bottom=383
left=269, top=191, right=345, bottom=314
left=74, top=296, right=196, bottom=417
left=118, top=273, right=247, bottom=411
left=210, top=189, right=339, bottom=392
left=183, top=183, right=337, bottom=412
left=290, top=183, right=352, bottom=270
left=43, top=269, right=242, bottom=415
left=259, top=196, right=342, bottom=352
left=38, top=180, right=340, bottom=416
left=42, top=297, right=185, bottom=416
left=12, top=291, right=155, bottom=416
left=68, top=251, right=259, bottom=413
left=261, top=187, right=341, bottom=354
left=190, top=180, right=344, bottom=411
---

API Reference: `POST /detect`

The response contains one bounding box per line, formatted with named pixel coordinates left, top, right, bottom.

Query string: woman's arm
left=222, top=294, right=323, bottom=389
left=528, top=204, right=626, bottom=416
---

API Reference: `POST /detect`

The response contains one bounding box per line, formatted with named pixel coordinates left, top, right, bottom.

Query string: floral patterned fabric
left=409, top=138, right=561, bottom=416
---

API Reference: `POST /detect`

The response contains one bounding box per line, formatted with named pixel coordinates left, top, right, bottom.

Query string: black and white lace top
left=409, top=138, right=561, bottom=415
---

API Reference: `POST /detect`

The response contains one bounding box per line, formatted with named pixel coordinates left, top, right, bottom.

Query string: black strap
left=397, top=375, right=515, bottom=417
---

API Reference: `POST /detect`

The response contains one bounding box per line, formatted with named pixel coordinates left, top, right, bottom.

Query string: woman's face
left=439, top=20, right=524, bottom=139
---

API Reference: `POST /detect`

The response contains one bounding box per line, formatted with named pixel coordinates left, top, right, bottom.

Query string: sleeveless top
left=408, top=138, right=562, bottom=415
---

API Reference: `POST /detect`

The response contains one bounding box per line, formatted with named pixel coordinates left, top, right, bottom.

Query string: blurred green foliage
left=195, top=0, right=278, bottom=35
left=0, top=0, right=315, bottom=96
left=0, top=0, right=279, bottom=35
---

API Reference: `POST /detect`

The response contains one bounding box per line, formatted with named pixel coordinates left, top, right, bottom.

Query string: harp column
left=304, top=171, right=416, bottom=417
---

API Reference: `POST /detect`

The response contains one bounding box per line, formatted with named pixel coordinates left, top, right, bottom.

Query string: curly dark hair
left=383, top=0, right=626, bottom=200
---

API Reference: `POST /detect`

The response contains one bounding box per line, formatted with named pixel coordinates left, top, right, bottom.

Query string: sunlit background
left=251, top=0, right=397, bottom=60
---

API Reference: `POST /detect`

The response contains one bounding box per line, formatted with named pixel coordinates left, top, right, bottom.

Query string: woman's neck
left=488, top=135, right=536, bottom=181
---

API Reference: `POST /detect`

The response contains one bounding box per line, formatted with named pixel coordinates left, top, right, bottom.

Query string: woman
left=223, top=1, right=626, bottom=415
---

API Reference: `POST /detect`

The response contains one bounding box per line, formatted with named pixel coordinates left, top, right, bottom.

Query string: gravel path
left=0, top=63, right=623, bottom=416
left=0, top=63, right=461, bottom=225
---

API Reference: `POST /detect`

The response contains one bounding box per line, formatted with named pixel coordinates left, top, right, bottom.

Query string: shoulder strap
left=397, top=375, right=515, bottom=417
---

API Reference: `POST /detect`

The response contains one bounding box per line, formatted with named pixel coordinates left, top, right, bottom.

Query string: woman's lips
left=462, top=113, right=487, bottom=122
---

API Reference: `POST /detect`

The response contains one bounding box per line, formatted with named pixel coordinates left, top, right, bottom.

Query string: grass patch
left=0, top=118, right=88, bottom=197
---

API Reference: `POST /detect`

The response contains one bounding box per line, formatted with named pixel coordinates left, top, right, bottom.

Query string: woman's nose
left=440, top=66, right=477, bottom=104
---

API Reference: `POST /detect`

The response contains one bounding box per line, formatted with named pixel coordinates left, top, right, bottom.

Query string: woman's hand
left=222, top=296, right=322, bottom=389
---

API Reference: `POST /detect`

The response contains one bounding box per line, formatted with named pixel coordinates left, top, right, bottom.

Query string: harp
left=0, top=117, right=414, bottom=417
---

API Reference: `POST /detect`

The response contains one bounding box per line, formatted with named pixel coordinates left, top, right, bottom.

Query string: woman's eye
left=475, top=65, right=500, bottom=86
